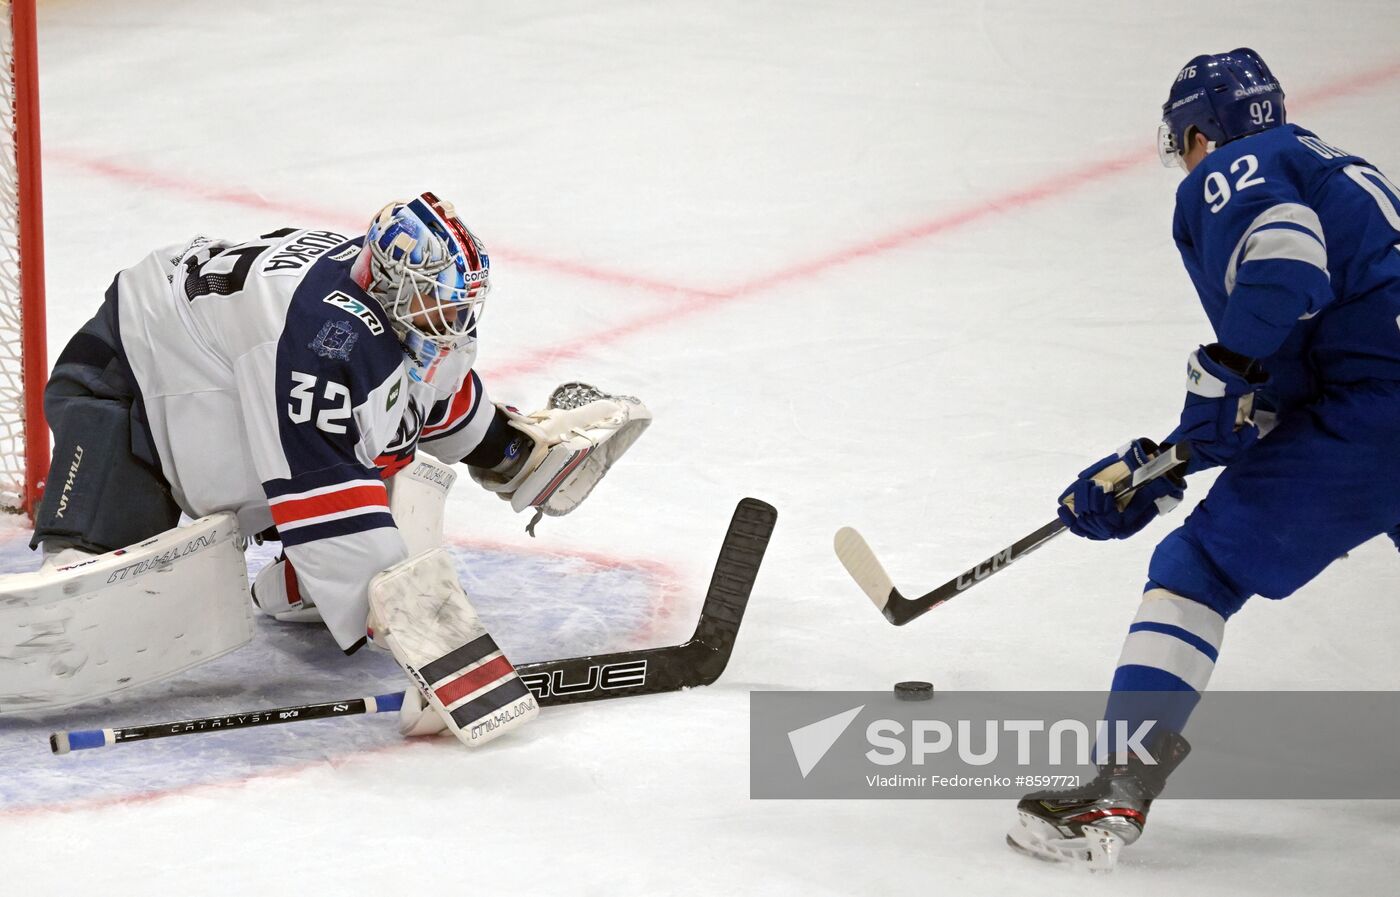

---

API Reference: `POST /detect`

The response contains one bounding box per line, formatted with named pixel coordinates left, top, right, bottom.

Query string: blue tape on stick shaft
left=66, top=729, right=109, bottom=751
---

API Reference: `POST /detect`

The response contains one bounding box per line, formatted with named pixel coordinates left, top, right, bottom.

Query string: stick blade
left=516, top=497, right=777, bottom=706
left=688, top=497, right=778, bottom=681
left=833, top=527, right=895, bottom=613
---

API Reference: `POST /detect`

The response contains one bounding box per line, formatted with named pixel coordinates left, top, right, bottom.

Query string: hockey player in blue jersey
left=1008, top=49, right=1400, bottom=868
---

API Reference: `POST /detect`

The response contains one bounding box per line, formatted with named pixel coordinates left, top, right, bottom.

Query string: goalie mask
left=357, top=192, right=491, bottom=350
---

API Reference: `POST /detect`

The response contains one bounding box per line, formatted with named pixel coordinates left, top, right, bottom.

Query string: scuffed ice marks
left=0, top=531, right=674, bottom=810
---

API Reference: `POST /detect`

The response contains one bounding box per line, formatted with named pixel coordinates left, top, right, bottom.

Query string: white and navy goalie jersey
left=1172, top=123, right=1400, bottom=412
left=112, top=228, right=500, bottom=650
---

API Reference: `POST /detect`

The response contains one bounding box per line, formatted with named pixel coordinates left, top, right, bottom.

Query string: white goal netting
left=0, top=0, right=39, bottom=513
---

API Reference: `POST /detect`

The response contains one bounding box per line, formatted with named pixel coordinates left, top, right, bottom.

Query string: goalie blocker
left=368, top=548, right=538, bottom=746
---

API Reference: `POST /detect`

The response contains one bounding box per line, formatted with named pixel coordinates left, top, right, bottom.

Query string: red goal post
left=1, top=0, right=47, bottom=517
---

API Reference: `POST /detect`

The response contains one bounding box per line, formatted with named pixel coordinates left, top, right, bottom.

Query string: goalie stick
left=49, top=693, right=406, bottom=754
left=517, top=496, right=776, bottom=704
left=50, top=497, right=777, bottom=753
left=834, top=444, right=1189, bottom=626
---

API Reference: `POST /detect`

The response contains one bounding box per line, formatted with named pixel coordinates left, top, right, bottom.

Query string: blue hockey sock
left=1098, top=588, right=1225, bottom=763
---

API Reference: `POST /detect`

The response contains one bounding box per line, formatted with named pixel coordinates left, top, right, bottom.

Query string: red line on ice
left=13, top=58, right=1397, bottom=821
left=490, top=58, right=1400, bottom=379
left=47, top=60, right=1400, bottom=383
left=42, top=150, right=712, bottom=301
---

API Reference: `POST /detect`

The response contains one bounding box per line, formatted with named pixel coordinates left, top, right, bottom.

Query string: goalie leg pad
left=368, top=549, right=538, bottom=746
left=31, top=394, right=181, bottom=554
left=386, top=454, right=458, bottom=557
left=1, top=513, right=253, bottom=714
left=250, top=554, right=326, bottom=623
left=33, top=295, right=181, bottom=554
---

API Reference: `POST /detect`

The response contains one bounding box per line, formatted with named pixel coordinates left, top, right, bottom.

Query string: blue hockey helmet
left=357, top=191, right=491, bottom=347
left=1158, top=48, right=1286, bottom=169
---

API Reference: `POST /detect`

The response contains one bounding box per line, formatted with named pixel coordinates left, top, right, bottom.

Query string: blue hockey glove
left=1166, top=344, right=1268, bottom=473
left=1057, top=438, right=1186, bottom=541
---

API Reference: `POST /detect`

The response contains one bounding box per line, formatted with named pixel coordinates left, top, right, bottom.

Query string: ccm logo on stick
left=955, top=549, right=1013, bottom=591
left=521, top=660, right=648, bottom=699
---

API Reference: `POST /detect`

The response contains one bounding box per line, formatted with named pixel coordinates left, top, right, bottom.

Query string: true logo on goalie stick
left=519, top=659, right=649, bottom=699
left=323, top=290, right=386, bottom=335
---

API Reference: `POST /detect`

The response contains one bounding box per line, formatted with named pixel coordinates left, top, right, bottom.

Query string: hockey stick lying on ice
left=49, top=693, right=406, bottom=754
left=50, top=497, right=777, bottom=753
left=834, top=444, right=1189, bottom=626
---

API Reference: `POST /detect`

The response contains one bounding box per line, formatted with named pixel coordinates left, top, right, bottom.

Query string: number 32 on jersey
left=288, top=372, right=352, bottom=434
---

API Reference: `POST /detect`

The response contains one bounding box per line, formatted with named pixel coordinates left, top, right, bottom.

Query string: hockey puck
left=893, top=681, right=934, bottom=701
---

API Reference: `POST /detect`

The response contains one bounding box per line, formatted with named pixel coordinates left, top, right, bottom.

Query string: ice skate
left=1007, top=730, right=1189, bottom=871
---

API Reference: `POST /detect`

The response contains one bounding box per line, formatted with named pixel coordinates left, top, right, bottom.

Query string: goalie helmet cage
left=0, top=0, right=46, bottom=517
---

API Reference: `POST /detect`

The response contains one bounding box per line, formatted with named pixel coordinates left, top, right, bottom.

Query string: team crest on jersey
left=323, top=290, right=385, bottom=335
left=309, top=320, right=359, bottom=360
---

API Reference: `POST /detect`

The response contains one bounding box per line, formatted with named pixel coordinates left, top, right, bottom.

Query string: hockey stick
left=49, top=692, right=405, bottom=754
left=50, top=498, right=777, bottom=752
left=517, top=496, right=777, bottom=704
left=834, top=444, right=1189, bottom=626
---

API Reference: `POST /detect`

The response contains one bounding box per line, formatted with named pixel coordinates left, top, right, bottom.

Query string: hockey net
left=0, top=0, right=46, bottom=516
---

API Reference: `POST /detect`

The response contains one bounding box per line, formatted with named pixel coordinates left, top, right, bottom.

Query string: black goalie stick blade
left=517, top=497, right=777, bottom=705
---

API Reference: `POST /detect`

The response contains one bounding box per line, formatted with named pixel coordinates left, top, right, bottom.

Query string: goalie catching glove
left=470, top=382, right=651, bottom=535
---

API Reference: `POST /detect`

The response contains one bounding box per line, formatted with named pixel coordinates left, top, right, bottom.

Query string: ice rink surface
left=4, top=0, right=1400, bottom=893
